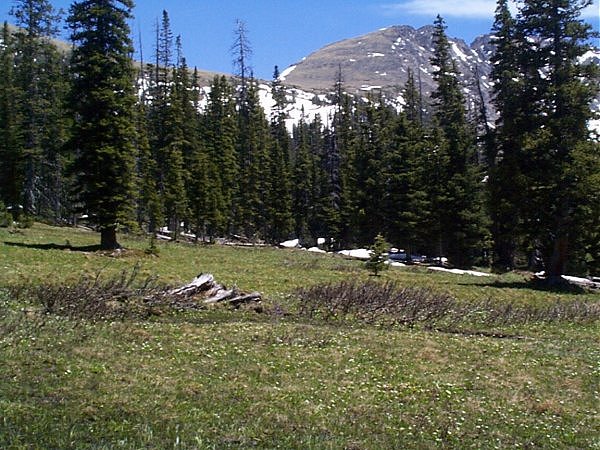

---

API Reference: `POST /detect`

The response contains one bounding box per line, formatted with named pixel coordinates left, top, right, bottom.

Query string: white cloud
left=581, top=2, right=599, bottom=19
left=381, top=0, right=598, bottom=20
left=381, top=0, right=497, bottom=19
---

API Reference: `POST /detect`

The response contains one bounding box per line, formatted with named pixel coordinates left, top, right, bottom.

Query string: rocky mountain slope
left=279, top=25, right=496, bottom=117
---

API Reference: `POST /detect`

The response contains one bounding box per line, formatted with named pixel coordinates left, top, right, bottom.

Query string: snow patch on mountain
left=279, top=65, right=296, bottom=80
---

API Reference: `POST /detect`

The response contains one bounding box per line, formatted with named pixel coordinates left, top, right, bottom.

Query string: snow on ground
left=368, top=52, right=385, bottom=57
left=280, top=238, right=300, bottom=248
left=385, top=261, right=406, bottom=267
left=282, top=88, right=337, bottom=131
left=361, top=85, right=383, bottom=91
left=451, top=42, right=470, bottom=62
left=536, top=272, right=600, bottom=288
left=427, top=267, right=491, bottom=277
left=307, top=247, right=327, bottom=253
left=561, top=275, right=597, bottom=286
left=338, top=249, right=372, bottom=260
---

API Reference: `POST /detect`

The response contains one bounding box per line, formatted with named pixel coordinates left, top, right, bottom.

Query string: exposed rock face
left=280, top=25, right=495, bottom=112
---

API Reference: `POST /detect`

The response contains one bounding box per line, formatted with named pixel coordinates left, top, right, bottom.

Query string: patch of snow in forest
left=338, top=249, right=372, bottom=260
left=280, top=88, right=337, bottom=131
left=368, top=52, right=385, bottom=57
left=280, top=238, right=300, bottom=248
left=385, top=261, right=406, bottom=267
left=361, top=85, right=383, bottom=91
left=428, top=267, right=491, bottom=277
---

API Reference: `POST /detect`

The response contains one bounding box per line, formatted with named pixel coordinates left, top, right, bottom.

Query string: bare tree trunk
left=547, top=234, right=568, bottom=282
left=100, top=226, right=120, bottom=250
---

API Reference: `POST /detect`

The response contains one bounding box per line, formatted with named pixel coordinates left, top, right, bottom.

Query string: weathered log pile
left=167, top=273, right=262, bottom=308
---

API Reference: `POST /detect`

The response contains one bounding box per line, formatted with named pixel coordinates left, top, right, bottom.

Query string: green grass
left=1, top=224, right=599, bottom=449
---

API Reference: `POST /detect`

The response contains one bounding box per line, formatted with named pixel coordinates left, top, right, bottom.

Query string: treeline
left=0, top=0, right=598, bottom=277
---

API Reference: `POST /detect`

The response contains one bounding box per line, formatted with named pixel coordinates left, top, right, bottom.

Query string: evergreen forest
left=0, top=0, right=598, bottom=280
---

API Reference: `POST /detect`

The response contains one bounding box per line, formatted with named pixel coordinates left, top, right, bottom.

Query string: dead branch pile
left=10, top=267, right=262, bottom=320
left=295, top=280, right=600, bottom=328
left=165, top=273, right=261, bottom=308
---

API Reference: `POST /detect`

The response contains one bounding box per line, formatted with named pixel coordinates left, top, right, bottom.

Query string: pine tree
left=135, top=100, right=162, bottom=233
left=231, top=19, right=252, bottom=111
left=202, top=75, right=238, bottom=234
left=488, top=0, right=526, bottom=271
left=365, top=233, right=389, bottom=276
left=291, top=113, right=314, bottom=243
left=353, top=95, right=393, bottom=245
left=67, top=0, right=137, bottom=249
left=514, top=0, right=599, bottom=278
left=11, top=0, right=65, bottom=219
left=331, top=77, right=359, bottom=248
left=0, top=22, right=23, bottom=218
left=383, top=106, right=432, bottom=256
left=266, top=66, right=294, bottom=243
left=430, top=15, right=489, bottom=267
left=134, top=27, right=162, bottom=233
left=235, top=78, right=272, bottom=239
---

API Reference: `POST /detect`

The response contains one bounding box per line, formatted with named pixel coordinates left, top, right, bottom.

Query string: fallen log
left=169, top=273, right=215, bottom=296
left=169, top=273, right=262, bottom=306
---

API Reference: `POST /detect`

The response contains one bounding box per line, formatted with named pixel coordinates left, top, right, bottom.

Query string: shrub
left=0, top=202, right=12, bottom=227
left=296, top=280, right=456, bottom=328
left=295, top=280, right=600, bottom=329
left=16, top=215, right=34, bottom=228
left=11, top=265, right=165, bottom=321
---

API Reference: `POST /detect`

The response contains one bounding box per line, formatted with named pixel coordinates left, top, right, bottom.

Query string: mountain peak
left=280, top=24, right=493, bottom=113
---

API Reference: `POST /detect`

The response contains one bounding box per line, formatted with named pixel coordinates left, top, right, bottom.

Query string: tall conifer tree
left=515, top=0, right=599, bottom=277
left=0, top=23, right=23, bottom=217
left=67, top=0, right=137, bottom=249
left=11, top=0, right=65, bottom=218
left=430, top=15, right=489, bottom=267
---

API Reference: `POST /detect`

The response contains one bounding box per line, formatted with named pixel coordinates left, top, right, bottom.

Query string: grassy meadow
left=1, top=224, right=599, bottom=449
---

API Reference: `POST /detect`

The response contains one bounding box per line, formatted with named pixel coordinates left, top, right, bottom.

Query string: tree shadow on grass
left=458, top=278, right=587, bottom=295
left=3, top=241, right=102, bottom=252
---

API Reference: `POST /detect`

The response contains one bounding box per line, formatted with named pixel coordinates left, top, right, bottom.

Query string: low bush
left=10, top=265, right=165, bottom=320
left=295, top=280, right=600, bottom=329
left=296, top=280, right=457, bottom=328
left=0, top=202, right=12, bottom=227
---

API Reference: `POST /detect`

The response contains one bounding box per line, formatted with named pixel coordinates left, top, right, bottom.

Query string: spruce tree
left=11, top=0, right=65, bottom=219
left=266, top=66, right=294, bottom=243
left=291, top=113, right=314, bottom=243
left=203, top=75, right=238, bottom=234
left=515, top=0, right=599, bottom=278
left=488, top=0, right=526, bottom=271
left=67, top=0, right=137, bottom=249
left=430, top=15, right=489, bottom=267
left=235, top=78, right=272, bottom=239
left=0, top=22, right=23, bottom=218
left=353, top=95, right=392, bottom=245
left=383, top=107, right=432, bottom=256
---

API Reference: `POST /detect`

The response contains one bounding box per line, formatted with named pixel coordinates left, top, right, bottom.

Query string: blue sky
left=2, top=0, right=598, bottom=79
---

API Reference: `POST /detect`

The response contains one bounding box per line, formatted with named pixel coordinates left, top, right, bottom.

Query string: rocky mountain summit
left=279, top=25, right=495, bottom=114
